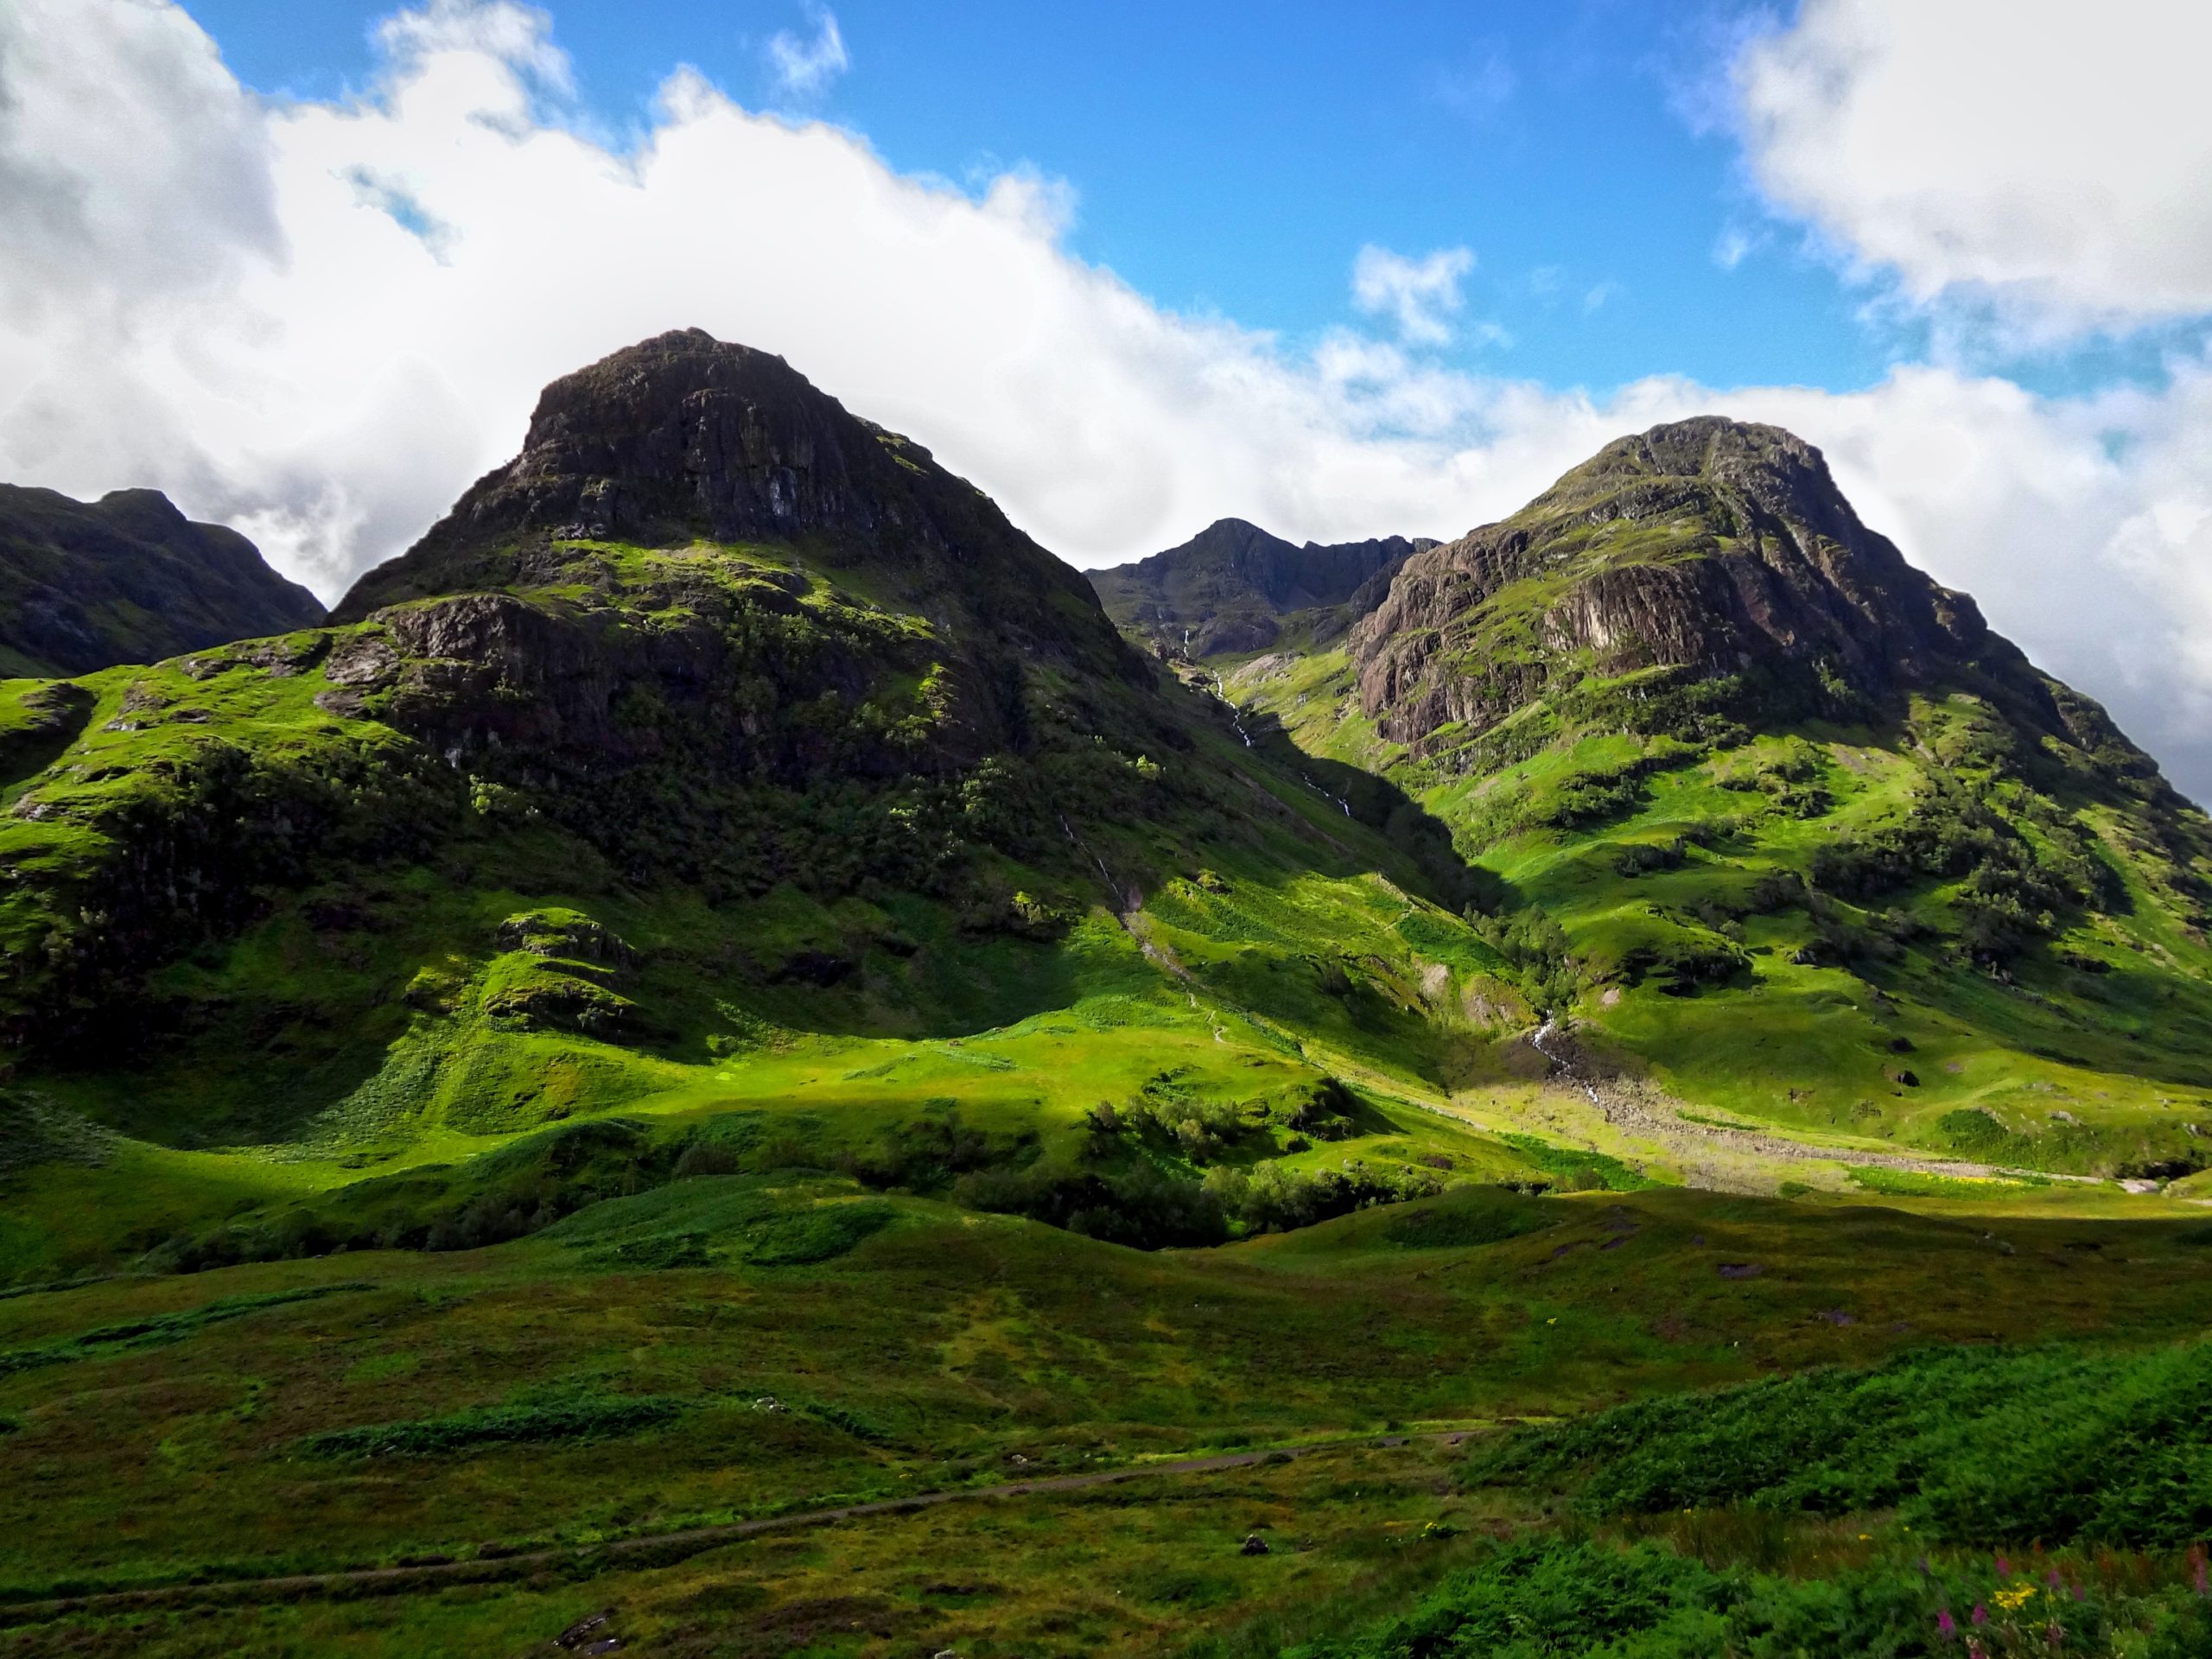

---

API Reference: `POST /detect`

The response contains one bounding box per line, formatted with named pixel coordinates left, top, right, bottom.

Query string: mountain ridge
left=1090, top=517, right=1437, bottom=658
left=0, top=484, right=324, bottom=677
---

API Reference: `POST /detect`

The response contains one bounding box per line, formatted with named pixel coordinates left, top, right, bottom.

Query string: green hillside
left=1218, top=418, right=2212, bottom=1180
left=0, top=333, right=1548, bottom=1288
left=5, top=345, right=2212, bottom=1656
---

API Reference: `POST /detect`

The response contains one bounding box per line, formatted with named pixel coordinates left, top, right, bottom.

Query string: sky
left=3, top=1, right=2212, bottom=794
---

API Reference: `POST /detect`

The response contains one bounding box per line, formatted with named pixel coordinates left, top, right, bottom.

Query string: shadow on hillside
left=1236, top=704, right=1517, bottom=917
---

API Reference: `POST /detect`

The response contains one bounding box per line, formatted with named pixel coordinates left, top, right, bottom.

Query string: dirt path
left=0, top=1432, right=1464, bottom=1626
left=1527, top=1021, right=2100, bottom=1191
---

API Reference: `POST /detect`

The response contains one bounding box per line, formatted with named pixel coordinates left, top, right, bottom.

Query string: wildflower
left=1973, top=1603, right=1988, bottom=1627
left=1996, top=1554, right=2012, bottom=1577
left=2045, top=1622, right=2063, bottom=1649
left=1937, top=1607, right=1958, bottom=1639
left=1994, top=1585, right=2036, bottom=1611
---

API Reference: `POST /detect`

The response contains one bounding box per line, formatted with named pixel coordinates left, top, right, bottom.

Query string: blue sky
left=7, top=0, right=2212, bottom=794
left=188, top=0, right=1917, bottom=397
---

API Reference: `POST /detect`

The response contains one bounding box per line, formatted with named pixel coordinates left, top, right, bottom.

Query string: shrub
left=298, top=1388, right=686, bottom=1460
left=1472, top=1339, right=2212, bottom=1548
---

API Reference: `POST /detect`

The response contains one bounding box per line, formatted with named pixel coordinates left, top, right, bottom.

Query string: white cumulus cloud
left=5, top=1, right=2212, bottom=801
left=1733, top=0, right=2212, bottom=332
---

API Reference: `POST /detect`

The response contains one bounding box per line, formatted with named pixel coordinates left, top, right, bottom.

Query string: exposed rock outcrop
left=333, top=328, right=1136, bottom=684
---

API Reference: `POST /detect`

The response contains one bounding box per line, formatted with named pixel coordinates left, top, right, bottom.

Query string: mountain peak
left=1531, top=416, right=1866, bottom=545
left=1091, top=519, right=1437, bottom=658
left=1351, top=415, right=2034, bottom=760
left=329, top=331, right=1126, bottom=677
left=0, top=483, right=323, bottom=676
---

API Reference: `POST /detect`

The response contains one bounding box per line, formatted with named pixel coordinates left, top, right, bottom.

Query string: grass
left=3, top=1186, right=2212, bottom=1651
left=296, top=1385, right=690, bottom=1461
left=1235, top=643, right=2212, bottom=1179
left=1474, top=1338, right=2212, bottom=1544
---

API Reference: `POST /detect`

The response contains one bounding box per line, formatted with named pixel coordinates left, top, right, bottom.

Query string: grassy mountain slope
left=1198, top=419, right=2212, bottom=1178
left=1090, top=518, right=1434, bottom=658
left=0, top=485, right=323, bottom=677
left=0, top=333, right=1547, bottom=1283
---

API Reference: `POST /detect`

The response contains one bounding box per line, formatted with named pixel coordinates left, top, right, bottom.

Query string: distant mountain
left=0, top=485, right=323, bottom=677
left=1089, top=518, right=1436, bottom=658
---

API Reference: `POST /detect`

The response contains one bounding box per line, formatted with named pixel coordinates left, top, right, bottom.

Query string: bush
left=1383, top=1190, right=1550, bottom=1248
left=298, top=1386, right=686, bottom=1460
left=1288, top=1535, right=2211, bottom=1659
left=1472, top=1339, right=2212, bottom=1548
left=1937, top=1107, right=2012, bottom=1155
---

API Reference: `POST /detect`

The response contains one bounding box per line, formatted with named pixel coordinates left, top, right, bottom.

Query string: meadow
left=5, top=1176, right=2212, bottom=1654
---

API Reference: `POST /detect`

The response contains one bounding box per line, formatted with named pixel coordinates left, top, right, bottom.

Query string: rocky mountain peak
left=329, top=330, right=1129, bottom=676
left=1350, top=416, right=2000, bottom=755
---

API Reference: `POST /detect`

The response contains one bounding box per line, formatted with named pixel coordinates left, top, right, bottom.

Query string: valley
left=3, top=335, right=2210, bottom=1656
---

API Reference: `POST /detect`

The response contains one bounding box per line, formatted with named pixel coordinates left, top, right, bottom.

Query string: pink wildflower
left=1996, top=1554, right=2012, bottom=1577
left=1938, top=1607, right=1958, bottom=1639
left=1973, top=1603, right=1989, bottom=1627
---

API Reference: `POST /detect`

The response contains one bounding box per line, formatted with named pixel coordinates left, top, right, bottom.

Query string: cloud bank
left=1734, top=0, right=2212, bottom=332
left=3, top=1, right=2212, bottom=799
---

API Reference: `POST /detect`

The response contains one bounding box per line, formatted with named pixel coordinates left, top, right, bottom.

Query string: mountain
left=0, top=329, right=1506, bottom=1257
left=0, top=484, right=324, bottom=677
left=1089, top=518, right=1436, bottom=658
left=13, top=368, right=2212, bottom=1657
left=1351, top=416, right=2129, bottom=772
left=1232, top=415, right=2212, bottom=1172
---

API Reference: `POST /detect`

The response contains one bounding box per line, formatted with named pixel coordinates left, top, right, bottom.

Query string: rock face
left=0, top=486, right=324, bottom=677
left=322, top=330, right=1154, bottom=786
left=334, top=328, right=1129, bottom=680
left=1090, top=518, right=1436, bottom=657
left=1351, top=417, right=2106, bottom=758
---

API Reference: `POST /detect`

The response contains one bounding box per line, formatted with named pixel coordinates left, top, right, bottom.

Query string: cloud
left=0, top=0, right=280, bottom=316
left=7, top=3, right=2212, bottom=801
left=1351, top=245, right=1478, bottom=346
left=1732, top=0, right=2212, bottom=332
left=765, top=3, right=848, bottom=98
